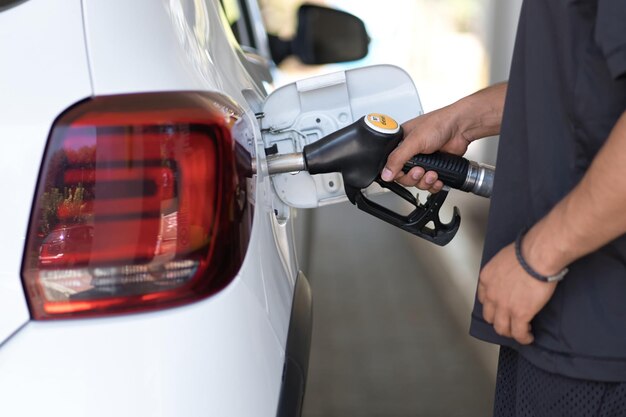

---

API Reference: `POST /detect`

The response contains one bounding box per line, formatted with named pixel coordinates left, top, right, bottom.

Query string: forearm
left=524, top=111, right=626, bottom=274
left=451, top=82, right=508, bottom=142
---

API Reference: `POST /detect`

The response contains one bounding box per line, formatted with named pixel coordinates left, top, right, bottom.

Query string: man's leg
left=492, top=346, right=626, bottom=417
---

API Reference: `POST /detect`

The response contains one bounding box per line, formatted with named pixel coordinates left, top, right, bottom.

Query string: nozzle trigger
left=345, top=178, right=460, bottom=246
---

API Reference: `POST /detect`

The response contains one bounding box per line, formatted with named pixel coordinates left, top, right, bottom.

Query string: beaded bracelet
left=514, top=228, right=568, bottom=282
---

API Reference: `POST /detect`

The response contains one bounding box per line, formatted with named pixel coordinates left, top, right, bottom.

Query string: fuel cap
left=364, top=113, right=400, bottom=135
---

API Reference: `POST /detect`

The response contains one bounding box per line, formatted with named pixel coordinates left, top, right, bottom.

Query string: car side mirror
left=269, top=4, right=369, bottom=65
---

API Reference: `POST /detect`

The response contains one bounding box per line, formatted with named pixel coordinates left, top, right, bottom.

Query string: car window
left=220, top=0, right=257, bottom=50
left=0, top=0, right=28, bottom=12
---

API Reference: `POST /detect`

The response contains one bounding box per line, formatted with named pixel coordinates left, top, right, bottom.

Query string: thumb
left=381, top=139, right=425, bottom=182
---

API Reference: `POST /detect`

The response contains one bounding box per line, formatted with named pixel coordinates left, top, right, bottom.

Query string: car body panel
left=0, top=0, right=298, bottom=414
left=0, top=279, right=284, bottom=416
left=81, top=0, right=297, bottom=344
left=82, top=0, right=265, bottom=102
left=0, top=0, right=92, bottom=345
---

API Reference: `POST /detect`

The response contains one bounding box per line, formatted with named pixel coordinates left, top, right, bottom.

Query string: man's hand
left=477, top=243, right=558, bottom=345
left=477, top=109, right=626, bottom=346
left=382, top=107, right=471, bottom=192
left=380, top=82, right=507, bottom=191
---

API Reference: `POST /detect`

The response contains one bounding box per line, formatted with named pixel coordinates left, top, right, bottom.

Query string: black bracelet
left=514, top=228, right=568, bottom=282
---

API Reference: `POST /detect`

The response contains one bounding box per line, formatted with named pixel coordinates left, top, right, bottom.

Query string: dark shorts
left=494, top=347, right=626, bottom=417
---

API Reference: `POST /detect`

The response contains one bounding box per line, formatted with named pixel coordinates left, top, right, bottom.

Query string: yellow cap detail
left=364, top=113, right=400, bottom=134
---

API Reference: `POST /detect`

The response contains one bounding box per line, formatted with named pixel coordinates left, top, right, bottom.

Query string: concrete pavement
left=301, top=194, right=495, bottom=417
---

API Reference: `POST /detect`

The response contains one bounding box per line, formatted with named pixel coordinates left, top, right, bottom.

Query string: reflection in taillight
left=22, top=93, right=252, bottom=319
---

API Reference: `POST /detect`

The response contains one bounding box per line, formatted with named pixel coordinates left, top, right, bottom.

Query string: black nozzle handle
left=402, top=152, right=495, bottom=198
left=403, top=152, right=469, bottom=189
left=304, top=115, right=403, bottom=190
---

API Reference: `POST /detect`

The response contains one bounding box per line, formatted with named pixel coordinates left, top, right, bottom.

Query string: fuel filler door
left=261, top=64, right=423, bottom=208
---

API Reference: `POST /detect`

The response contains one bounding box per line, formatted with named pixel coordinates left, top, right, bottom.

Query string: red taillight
left=22, top=93, right=251, bottom=319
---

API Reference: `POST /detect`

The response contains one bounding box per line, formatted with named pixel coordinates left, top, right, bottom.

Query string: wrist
left=521, top=223, right=570, bottom=277
left=453, top=91, right=503, bottom=141
left=516, top=229, right=568, bottom=282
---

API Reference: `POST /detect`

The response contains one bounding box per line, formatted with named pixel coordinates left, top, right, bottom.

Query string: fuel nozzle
left=304, top=113, right=404, bottom=192
left=259, top=114, right=495, bottom=245
left=261, top=114, right=402, bottom=182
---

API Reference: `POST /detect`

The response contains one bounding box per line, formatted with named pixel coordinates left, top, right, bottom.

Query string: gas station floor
left=301, top=198, right=495, bottom=417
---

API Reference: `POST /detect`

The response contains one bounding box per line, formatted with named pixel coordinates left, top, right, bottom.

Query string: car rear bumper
left=0, top=279, right=284, bottom=417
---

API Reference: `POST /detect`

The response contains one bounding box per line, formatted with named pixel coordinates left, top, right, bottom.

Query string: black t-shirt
left=469, top=0, right=626, bottom=382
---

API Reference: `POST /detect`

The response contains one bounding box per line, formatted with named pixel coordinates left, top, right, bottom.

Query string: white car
left=0, top=0, right=420, bottom=416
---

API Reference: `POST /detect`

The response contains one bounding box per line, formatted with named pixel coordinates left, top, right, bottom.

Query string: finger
left=477, top=281, right=486, bottom=304
left=482, top=302, right=496, bottom=324
left=493, top=310, right=512, bottom=338
left=395, top=172, right=443, bottom=194
left=395, top=166, right=425, bottom=187
left=429, top=180, right=444, bottom=194
left=382, top=140, right=425, bottom=181
left=511, top=318, right=534, bottom=345
left=416, top=171, right=439, bottom=191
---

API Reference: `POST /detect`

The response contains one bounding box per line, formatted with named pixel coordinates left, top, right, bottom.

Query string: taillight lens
left=22, top=92, right=251, bottom=319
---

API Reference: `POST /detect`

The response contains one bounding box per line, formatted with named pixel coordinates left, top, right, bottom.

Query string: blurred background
left=261, top=1, right=523, bottom=416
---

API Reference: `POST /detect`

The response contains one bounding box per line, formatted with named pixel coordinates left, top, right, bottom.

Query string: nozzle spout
left=252, top=153, right=306, bottom=175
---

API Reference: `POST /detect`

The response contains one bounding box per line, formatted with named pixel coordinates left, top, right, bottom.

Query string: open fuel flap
left=261, top=64, right=423, bottom=208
